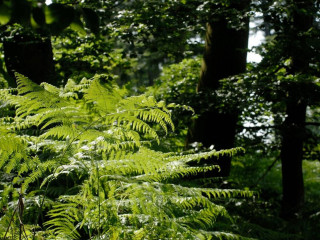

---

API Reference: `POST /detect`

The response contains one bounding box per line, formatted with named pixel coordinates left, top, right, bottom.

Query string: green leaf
left=0, top=2, right=11, bottom=25
left=69, top=22, right=86, bottom=36
left=70, top=9, right=86, bottom=35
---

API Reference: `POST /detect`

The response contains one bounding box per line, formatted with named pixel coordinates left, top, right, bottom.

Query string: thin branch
left=4, top=205, right=18, bottom=239
left=237, top=121, right=320, bottom=131
left=237, top=125, right=278, bottom=130
left=45, top=1, right=81, bottom=6
left=305, top=122, right=320, bottom=126
left=251, top=158, right=279, bottom=188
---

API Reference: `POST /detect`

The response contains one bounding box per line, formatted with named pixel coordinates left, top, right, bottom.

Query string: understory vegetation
left=0, top=74, right=253, bottom=239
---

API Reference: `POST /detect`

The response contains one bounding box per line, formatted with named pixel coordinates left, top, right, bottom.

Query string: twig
left=238, top=125, right=278, bottom=130
left=305, top=122, right=320, bottom=126
left=251, top=158, right=279, bottom=188
left=3, top=206, right=18, bottom=239
left=3, top=193, right=28, bottom=240
left=238, top=121, right=320, bottom=131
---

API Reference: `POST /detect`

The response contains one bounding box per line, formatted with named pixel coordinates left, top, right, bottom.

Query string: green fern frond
left=0, top=75, right=254, bottom=239
left=136, top=108, right=174, bottom=133
left=41, top=125, right=80, bottom=140
left=40, top=82, right=61, bottom=95
left=165, top=147, right=245, bottom=164
left=84, top=76, right=124, bottom=114
left=38, top=107, right=89, bottom=130
left=22, top=160, right=58, bottom=192
left=104, top=113, right=160, bottom=143
left=0, top=133, right=27, bottom=170
left=44, top=203, right=81, bottom=239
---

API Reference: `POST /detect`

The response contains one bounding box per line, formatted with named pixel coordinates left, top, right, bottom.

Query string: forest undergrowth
left=0, top=74, right=255, bottom=239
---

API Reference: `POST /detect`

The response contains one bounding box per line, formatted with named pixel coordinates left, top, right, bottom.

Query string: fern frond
left=41, top=125, right=80, bottom=140
left=22, top=160, right=58, bottom=192
left=165, top=147, right=245, bottom=164
left=44, top=203, right=81, bottom=239
left=0, top=75, right=254, bottom=239
left=136, top=108, right=174, bottom=133
left=84, top=76, right=124, bottom=114
left=38, top=107, right=89, bottom=130
left=40, top=82, right=61, bottom=95
left=0, top=133, right=27, bottom=170
left=14, top=73, right=65, bottom=117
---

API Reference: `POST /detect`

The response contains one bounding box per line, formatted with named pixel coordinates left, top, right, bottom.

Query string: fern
left=0, top=74, right=255, bottom=239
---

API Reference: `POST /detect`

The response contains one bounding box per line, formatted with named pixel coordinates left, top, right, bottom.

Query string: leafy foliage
left=0, top=0, right=100, bottom=35
left=0, top=74, right=253, bottom=239
left=51, top=30, right=134, bottom=84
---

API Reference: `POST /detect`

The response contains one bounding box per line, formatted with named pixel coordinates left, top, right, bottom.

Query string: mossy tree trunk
left=187, top=1, right=250, bottom=177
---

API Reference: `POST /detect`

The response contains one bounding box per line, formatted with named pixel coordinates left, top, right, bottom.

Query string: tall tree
left=246, top=0, right=320, bottom=218
left=187, top=0, right=251, bottom=176
left=279, top=0, right=315, bottom=218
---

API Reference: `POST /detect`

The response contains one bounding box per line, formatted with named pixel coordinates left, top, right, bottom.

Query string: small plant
left=0, top=74, right=253, bottom=239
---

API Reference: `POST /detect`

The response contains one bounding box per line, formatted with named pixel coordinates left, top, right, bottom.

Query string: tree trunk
left=3, top=36, right=56, bottom=87
left=187, top=1, right=250, bottom=177
left=0, top=0, right=56, bottom=87
left=279, top=0, right=314, bottom=218
left=280, top=93, right=306, bottom=218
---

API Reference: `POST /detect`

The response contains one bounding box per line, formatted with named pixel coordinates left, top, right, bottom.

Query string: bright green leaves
left=83, top=75, right=174, bottom=145
left=44, top=202, right=82, bottom=239
left=0, top=1, right=11, bottom=25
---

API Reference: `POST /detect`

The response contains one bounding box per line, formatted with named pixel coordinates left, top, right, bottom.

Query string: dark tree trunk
left=1, top=0, right=56, bottom=86
left=187, top=1, right=250, bottom=177
left=197, top=20, right=249, bottom=91
left=280, top=96, right=306, bottom=218
left=279, top=0, right=314, bottom=218
left=3, top=37, right=56, bottom=87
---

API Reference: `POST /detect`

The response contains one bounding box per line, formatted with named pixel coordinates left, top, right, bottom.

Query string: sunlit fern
left=0, top=74, right=254, bottom=239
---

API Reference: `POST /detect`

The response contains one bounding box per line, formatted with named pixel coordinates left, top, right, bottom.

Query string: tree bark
left=279, top=0, right=314, bottom=218
left=280, top=96, right=306, bottom=218
left=1, top=0, right=56, bottom=87
left=3, top=36, right=56, bottom=87
left=187, top=1, right=250, bottom=177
